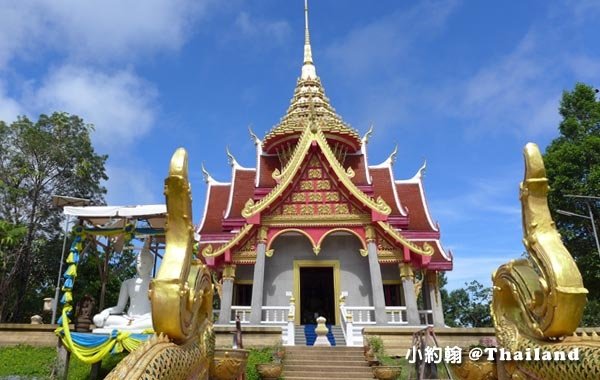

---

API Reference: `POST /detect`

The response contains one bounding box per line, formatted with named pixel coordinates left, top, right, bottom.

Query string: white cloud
left=445, top=255, right=513, bottom=290
left=449, top=33, right=562, bottom=137
left=233, top=11, right=291, bottom=45
left=430, top=176, right=521, bottom=223
left=326, top=0, right=459, bottom=77
left=0, top=82, right=22, bottom=123
left=568, top=55, right=600, bottom=82
left=31, top=65, right=157, bottom=149
left=105, top=165, right=161, bottom=206
left=0, top=0, right=214, bottom=68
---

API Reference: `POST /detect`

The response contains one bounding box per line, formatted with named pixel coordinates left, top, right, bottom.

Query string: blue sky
left=1, top=0, right=599, bottom=290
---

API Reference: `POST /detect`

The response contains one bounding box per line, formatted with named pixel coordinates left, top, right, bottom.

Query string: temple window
left=383, top=282, right=404, bottom=306
left=233, top=282, right=252, bottom=306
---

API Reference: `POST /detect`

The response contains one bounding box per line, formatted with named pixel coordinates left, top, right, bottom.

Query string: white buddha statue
left=93, top=241, right=154, bottom=333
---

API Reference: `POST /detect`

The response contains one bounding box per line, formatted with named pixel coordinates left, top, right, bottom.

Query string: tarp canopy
left=63, top=205, right=166, bottom=218
left=63, top=205, right=167, bottom=231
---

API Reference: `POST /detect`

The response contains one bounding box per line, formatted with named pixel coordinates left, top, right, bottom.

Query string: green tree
left=543, top=83, right=600, bottom=326
left=0, top=112, right=108, bottom=322
left=442, top=280, right=492, bottom=328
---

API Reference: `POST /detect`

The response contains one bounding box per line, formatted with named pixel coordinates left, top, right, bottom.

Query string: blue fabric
left=69, top=332, right=112, bottom=347
left=64, top=278, right=74, bottom=288
left=61, top=331, right=151, bottom=349
left=303, top=324, right=336, bottom=346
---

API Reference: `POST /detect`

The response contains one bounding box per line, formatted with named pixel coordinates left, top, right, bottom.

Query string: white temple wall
left=263, top=234, right=373, bottom=308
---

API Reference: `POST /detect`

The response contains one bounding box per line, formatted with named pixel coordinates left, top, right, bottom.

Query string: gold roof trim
left=243, top=125, right=313, bottom=218
left=376, top=221, right=434, bottom=257
left=242, top=124, right=392, bottom=219
left=201, top=224, right=254, bottom=258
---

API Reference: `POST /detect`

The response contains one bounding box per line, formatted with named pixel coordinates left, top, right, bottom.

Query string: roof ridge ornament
left=201, top=162, right=213, bottom=184
left=226, top=146, right=237, bottom=167
left=362, top=124, right=374, bottom=144
left=372, top=144, right=398, bottom=168
left=389, top=144, right=398, bottom=166
left=417, top=159, right=427, bottom=178
left=248, top=125, right=261, bottom=146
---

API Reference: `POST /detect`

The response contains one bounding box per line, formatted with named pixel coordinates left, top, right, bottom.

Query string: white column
left=427, top=271, right=445, bottom=327
left=365, top=225, right=387, bottom=325
left=217, top=265, right=235, bottom=325
left=250, top=239, right=267, bottom=324
left=400, top=263, right=420, bottom=325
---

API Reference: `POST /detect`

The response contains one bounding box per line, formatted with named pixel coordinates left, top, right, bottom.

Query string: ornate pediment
left=262, top=152, right=370, bottom=226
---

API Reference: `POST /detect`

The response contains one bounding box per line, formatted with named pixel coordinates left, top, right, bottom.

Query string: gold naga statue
left=445, top=143, right=599, bottom=380
left=105, top=148, right=247, bottom=380
left=489, top=143, right=600, bottom=379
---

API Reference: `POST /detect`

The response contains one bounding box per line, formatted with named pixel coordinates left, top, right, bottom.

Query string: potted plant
left=256, top=343, right=285, bottom=380
left=372, top=355, right=402, bottom=380
left=364, top=337, right=402, bottom=380
left=448, top=342, right=497, bottom=380
left=364, top=336, right=383, bottom=366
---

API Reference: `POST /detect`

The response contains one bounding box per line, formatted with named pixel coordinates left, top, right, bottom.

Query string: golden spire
left=301, top=0, right=316, bottom=79
left=262, top=0, right=361, bottom=154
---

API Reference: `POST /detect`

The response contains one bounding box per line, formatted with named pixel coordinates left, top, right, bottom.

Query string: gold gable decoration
left=201, top=224, right=254, bottom=258
left=376, top=221, right=434, bottom=257
left=242, top=124, right=392, bottom=219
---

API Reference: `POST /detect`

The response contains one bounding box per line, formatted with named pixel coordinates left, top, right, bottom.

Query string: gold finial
left=301, top=0, right=316, bottom=79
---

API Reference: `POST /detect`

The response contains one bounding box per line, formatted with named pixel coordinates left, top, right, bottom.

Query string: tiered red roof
left=197, top=8, right=452, bottom=271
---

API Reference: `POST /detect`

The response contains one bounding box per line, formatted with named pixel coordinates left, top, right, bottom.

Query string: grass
left=0, top=345, right=125, bottom=379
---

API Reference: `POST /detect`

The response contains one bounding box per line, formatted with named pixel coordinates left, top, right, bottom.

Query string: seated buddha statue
left=92, top=241, right=154, bottom=333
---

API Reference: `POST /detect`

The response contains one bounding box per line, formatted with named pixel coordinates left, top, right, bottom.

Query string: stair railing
left=339, top=293, right=351, bottom=346
left=286, top=291, right=295, bottom=346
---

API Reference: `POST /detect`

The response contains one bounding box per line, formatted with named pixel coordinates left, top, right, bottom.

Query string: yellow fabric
left=65, top=264, right=77, bottom=277
left=55, top=309, right=150, bottom=364
left=63, top=291, right=72, bottom=303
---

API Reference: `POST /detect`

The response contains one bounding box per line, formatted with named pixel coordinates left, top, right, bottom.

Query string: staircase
left=294, top=325, right=346, bottom=346
left=283, top=346, right=371, bottom=380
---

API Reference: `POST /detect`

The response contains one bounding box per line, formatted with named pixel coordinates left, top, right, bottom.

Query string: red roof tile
left=198, top=184, right=230, bottom=235
left=396, top=182, right=437, bottom=232
left=370, top=167, right=403, bottom=215
left=345, top=154, right=369, bottom=186
left=258, top=155, right=279, bottom=188
left=227, top=169, right=256, bottom=218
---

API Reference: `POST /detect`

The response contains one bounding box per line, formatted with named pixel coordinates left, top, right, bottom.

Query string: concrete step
left=284, top=364, right=372, bottom=372
left=284, top=378, right=372, bottom=380
left=283, top=370, right=373, bottom=378
left=286, top=355, right=366, bottom=361
left=283, top=345, right=370, bottom=380
left=284, top=359, right=369, bottom=367
left=286, top=346, right=362, bottom=352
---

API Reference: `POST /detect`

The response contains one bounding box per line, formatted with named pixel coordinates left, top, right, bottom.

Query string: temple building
left=197, top=2, right=452, bottom=342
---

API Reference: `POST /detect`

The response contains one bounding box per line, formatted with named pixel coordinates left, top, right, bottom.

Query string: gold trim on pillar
left=234, top=280, right=253, bottom=285
left=399, top=263, right=414, bottom=280
left=222, top=265, right=236, bottom=280
left=258, top=226, right=268, bottom=244
left=364, top=225, right=376, bottom=243
left=293, top=260, right=340, bottom=326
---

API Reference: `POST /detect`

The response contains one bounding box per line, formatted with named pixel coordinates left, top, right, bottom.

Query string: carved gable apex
left=263, top=151, right=370, bottom=226
left=242, top=125, right=391, bottom=223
